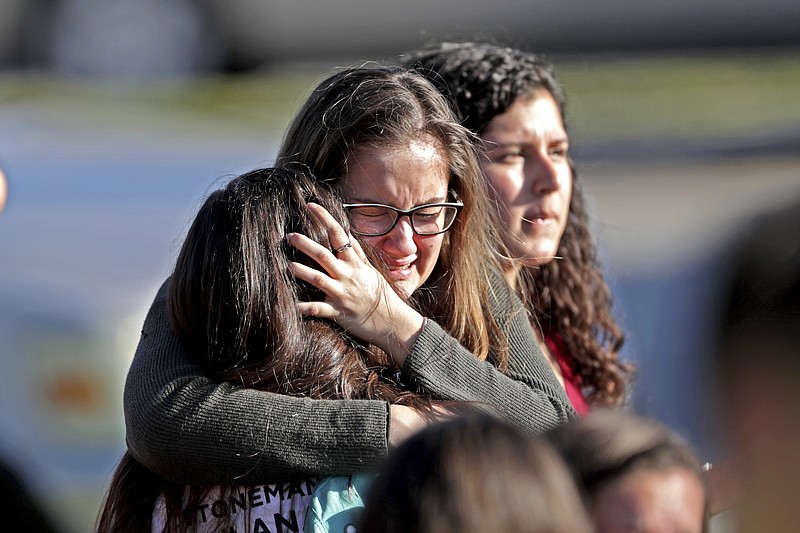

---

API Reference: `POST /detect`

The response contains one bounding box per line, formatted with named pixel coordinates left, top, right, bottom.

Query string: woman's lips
left=522, top=212, right=556, bottom=225
left=385, top=260, right=415, bottom=280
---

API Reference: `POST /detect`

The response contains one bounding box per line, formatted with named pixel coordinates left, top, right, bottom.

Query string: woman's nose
left=383, top=216, right=417, bottom=255
left=527, top=152, right=560, bottom=195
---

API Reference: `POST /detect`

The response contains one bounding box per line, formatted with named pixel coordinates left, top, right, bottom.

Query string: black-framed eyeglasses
left=342, top=201, right=463, bottom=237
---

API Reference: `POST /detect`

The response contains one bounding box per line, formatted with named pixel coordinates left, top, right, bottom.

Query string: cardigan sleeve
left=124, top=270, right=574, bottom=485
left=401, top=269, right=577, bottom=434
left=123, top=279, right=390, bottom=485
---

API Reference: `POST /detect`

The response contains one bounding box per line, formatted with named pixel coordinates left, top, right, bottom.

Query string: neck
left=503, top=261, right=523, bottom=291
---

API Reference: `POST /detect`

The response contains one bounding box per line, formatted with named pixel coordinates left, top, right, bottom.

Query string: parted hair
left=404, top=41, right=631, bottom=406
left=96, top=167, right=436, bottom=532
left=358, top=413, right=594, bottom=533
left=277, top=65, right=508, bottom=365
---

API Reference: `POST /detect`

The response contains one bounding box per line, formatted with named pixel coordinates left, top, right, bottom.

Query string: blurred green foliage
left=1, top=48, right=798, bottom=146
left=558, top=49, right=800, bottom=141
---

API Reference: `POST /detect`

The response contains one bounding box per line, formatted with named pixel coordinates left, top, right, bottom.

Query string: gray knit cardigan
left=123, top=268, right=575, bottom=484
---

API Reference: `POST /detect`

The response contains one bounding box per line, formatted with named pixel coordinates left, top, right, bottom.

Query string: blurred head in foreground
left=547, top=410, right=707, bottom=533
left=714, top=198, right=800, bottom=532
left=358, top=413, right=593, bottom=533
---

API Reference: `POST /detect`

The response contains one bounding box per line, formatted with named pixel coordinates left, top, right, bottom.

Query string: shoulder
left=486, top=266, right=525, bottom=316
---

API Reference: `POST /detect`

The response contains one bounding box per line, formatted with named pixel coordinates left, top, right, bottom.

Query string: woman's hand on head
left=288, top=202, right=425, bottom=365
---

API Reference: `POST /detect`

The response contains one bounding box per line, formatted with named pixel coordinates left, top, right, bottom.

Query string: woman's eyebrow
left=346, top=195, right=449, bottom=206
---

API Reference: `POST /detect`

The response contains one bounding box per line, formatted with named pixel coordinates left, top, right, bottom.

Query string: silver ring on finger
left=333, top=242, right=353, bottom=256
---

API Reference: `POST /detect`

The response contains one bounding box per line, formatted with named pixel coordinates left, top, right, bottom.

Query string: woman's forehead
left=340, top=139, right=450, bottom=206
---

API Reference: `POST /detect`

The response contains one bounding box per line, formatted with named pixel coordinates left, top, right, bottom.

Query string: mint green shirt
left=305, top=474, right=375, bottom=533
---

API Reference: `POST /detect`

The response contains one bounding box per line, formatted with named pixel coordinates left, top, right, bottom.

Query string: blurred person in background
left=546, top=409, right=708, bottom=533
left=121, top=65, right=573, bottom=492
left=0, top=460, right=60, bottom=532
left=0, top=167, right=60, bottom=532
left=713, top=198, right=800, bottom=533
left=403, top=41, right=632, bottom=414
left=358, top=413, right=594, bottom=533
left=41, top=0, right=221, bottom=78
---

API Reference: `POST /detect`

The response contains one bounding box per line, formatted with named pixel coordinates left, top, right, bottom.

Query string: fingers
left=332, top=242, right=353, bottom=255
left=297, top=300, right=337, bottom=319
left=289, top=261, right=342, bottom=319
left=287, top=202, right=387, bottom=329
left=333, top=238, right=369, bottom=263
left=289, top=259, right=331, bottom=287
left=307, top=202, right=355, bottom=258
left=350, top=239, right=370, bottom=263
left=286, top=201, right=362, bottom=276
left=287, top=232, right=345, bottom=278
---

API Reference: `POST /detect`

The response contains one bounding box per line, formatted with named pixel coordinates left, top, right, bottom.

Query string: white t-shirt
left=152, top=477, right=320, bottom=533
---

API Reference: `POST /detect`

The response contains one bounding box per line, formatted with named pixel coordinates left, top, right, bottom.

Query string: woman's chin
left=388, top=271, right=420, bottom=298
left=509, top=243, right=560, bottom=268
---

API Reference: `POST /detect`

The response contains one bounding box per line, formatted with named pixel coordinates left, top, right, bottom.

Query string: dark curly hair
left=403, top=41, right=632, bottom=407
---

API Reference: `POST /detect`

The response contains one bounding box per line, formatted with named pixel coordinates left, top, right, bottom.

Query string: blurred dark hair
left=403, top=41, right=631, bottom=406
left=716, top=198, right=800, bottom=375
left=546, top=409, right=708, bottom=530
left=359, top=413, right=593, bottom=533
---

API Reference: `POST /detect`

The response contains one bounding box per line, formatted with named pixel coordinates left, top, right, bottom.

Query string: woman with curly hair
left=404, top=41, right=633, bottom=412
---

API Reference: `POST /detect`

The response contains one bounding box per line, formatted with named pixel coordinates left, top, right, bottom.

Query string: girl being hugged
left=98, top=167, right=443, bottom=532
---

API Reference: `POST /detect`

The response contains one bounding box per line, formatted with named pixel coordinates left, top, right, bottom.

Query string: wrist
left=386, top=310, right=426, bottom=367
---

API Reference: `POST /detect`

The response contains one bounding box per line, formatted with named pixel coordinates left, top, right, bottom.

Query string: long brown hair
left=404, top=41, right=631, bottom=405
left=276, top=65, right=509, bottom=365
left=96, top=167, right=436, bottom=532
left=167, top=166, right=428, bottom=401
